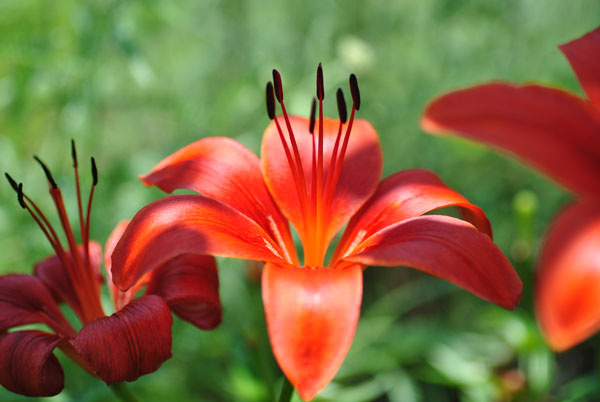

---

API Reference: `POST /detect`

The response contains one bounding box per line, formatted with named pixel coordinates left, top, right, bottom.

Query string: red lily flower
left=1, top=143, right=221, bottom=397
left=111, top=66, right=522, bottom=400
left=422, top=27, right=600, bottom=352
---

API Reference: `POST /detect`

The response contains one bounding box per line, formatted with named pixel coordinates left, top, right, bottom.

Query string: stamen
left=265, top=82, right=276, bottom=120
left=13, top=151, right=104, bottom=323
left=6, top=173, right=64, bottom=251
left=272, top=69, right=309, bottom=229
left=349, top=73, right=361, bottom=110
left=323, top=76, right=359, bottom=217
left=323, top=89, right=346, bottom=208
left=316, top=62, right=324, bottom=101
left=33, top=156, right=57, bottom=189
left=314, top=64, right=326, bottom=263
left=91, top=157, right=98, bottom=186
left=40, top=155, right=104, bottom=321
left=272, top=69, right=284, bottom=103
left=84, top=157, right=99, bottom=272
left=336, top=88, right=348, bottom=123
left=309, top=98, right=316, bottom=134
left=13, top=182, right=64, bottom=264
left=309, top=98, right=319, bottom=264
left=17, top=183, right=26, bottom=209
left=72, top=140, right=86, bottom=267
left=71, top=139, right=78, bottom=168
left=4, top=172, right=18, bottom=192
left=273, top=111, right=310, bottom=232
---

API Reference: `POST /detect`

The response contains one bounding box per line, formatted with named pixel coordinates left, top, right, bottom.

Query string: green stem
left=278, top=376, right=294, bottom=402
left=110, top=382, right=140, bottom=402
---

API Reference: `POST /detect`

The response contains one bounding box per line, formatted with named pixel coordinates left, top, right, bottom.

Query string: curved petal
left=145, top=254, right=221, bottom=330
left=0, top=330, right=64, bottom=397
left=261, top=116, right=382, bottom=246
left=34, top=242, right=102, bottom=317
left=71, top=295, right=172, bottom=384
left=262, top=263, right=363, bottom=401
left=111, top=195, right=285, bottom=291
left=141, top=137, right=296, bottom=264
left=345, top=215, right=522, bottom=309
left=104, top=221, right=139, bottom=310
left=422, top=83, right=600, bottom=200
left=536, top=202, right=600, bottom=351
left=0, top=274, right=74, bottom=337
left=559, top=27, right=600, bottom=107
left=334, top=169, right=492, bottom=262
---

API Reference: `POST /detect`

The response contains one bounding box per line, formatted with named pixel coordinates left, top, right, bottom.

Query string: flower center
left=265, top=65, right=361, bottom=266
left=5, top=141, right=104, bottom=323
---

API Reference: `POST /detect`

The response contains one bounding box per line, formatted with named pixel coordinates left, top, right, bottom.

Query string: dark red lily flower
left=422, top=27, right=600, bottom=351
left=1, top=143, right=221, bottom=397
left=112, top=66, right=522, bottom=400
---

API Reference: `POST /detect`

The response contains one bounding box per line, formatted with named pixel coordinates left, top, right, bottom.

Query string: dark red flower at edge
left=1, top=144, right=221, bottom=397
left=111, top=66, right=522, bottom=400
left=422, top=27, right=600, bottom=351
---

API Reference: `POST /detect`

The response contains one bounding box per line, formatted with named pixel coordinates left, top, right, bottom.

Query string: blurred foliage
left=1, top=0, right=600, bottom=401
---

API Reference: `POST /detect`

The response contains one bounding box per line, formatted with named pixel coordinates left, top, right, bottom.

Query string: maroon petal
left=0, top=274, right=74, bottom=337
left=0, top=330, right=64, bottom=397
left=146, top=254, right=221, bottom=330
left=71, top=295, right=173, bottom=384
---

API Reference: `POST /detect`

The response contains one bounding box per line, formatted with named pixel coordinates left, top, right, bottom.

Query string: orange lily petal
left=261, top=116, right=382, bottom=246
left=145, top=254, right=221, bottom=330
left=559, top=27, right=600, bottom=107
left=0, top=331, right=64, bottom=397
left=333, top=169, right=491, bottom=262
left=345, top=215, right=521, bottom=309
left=105, top=220, right=222, bottom=328
left=262, top=263, right=363, bottom=401
left=141, top=137, right=296, bottom=264
left=536, top=201, right=600, bottom=351
left=71, top=295, right=172, bottom=384
left=422, top=83, right=600, bottom=199
left=111, top=195, right=285, bottom=291
left=104, top=221, right=142, bottom=310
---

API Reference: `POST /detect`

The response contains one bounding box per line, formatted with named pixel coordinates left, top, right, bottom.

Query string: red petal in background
left=334, top=169, right=491, bottom=262
left=141, top=137, right=297, bottom=264
left=262, top=263, right=363, bottom=401
left=146, top=254, right=221, bottom=330
left=536, top=202, right=600, bottom=351
left=261, top=116, right=382, bottom=247
left=0, top=330, right=64, bottom=397
left=0, top=274, right=74, bottom=337
left=346, top=215, right=522, bottom=309
left=71, top=295, right=173, bottom=384
left=559, top=26, right=600, bottom=107
left=111, top=195, right=285, bottom=291
left=422, top=83, right=600, bottom=200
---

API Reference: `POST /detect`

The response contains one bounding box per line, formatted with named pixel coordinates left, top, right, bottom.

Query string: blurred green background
left=1, top=0, right=599, bottom=401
